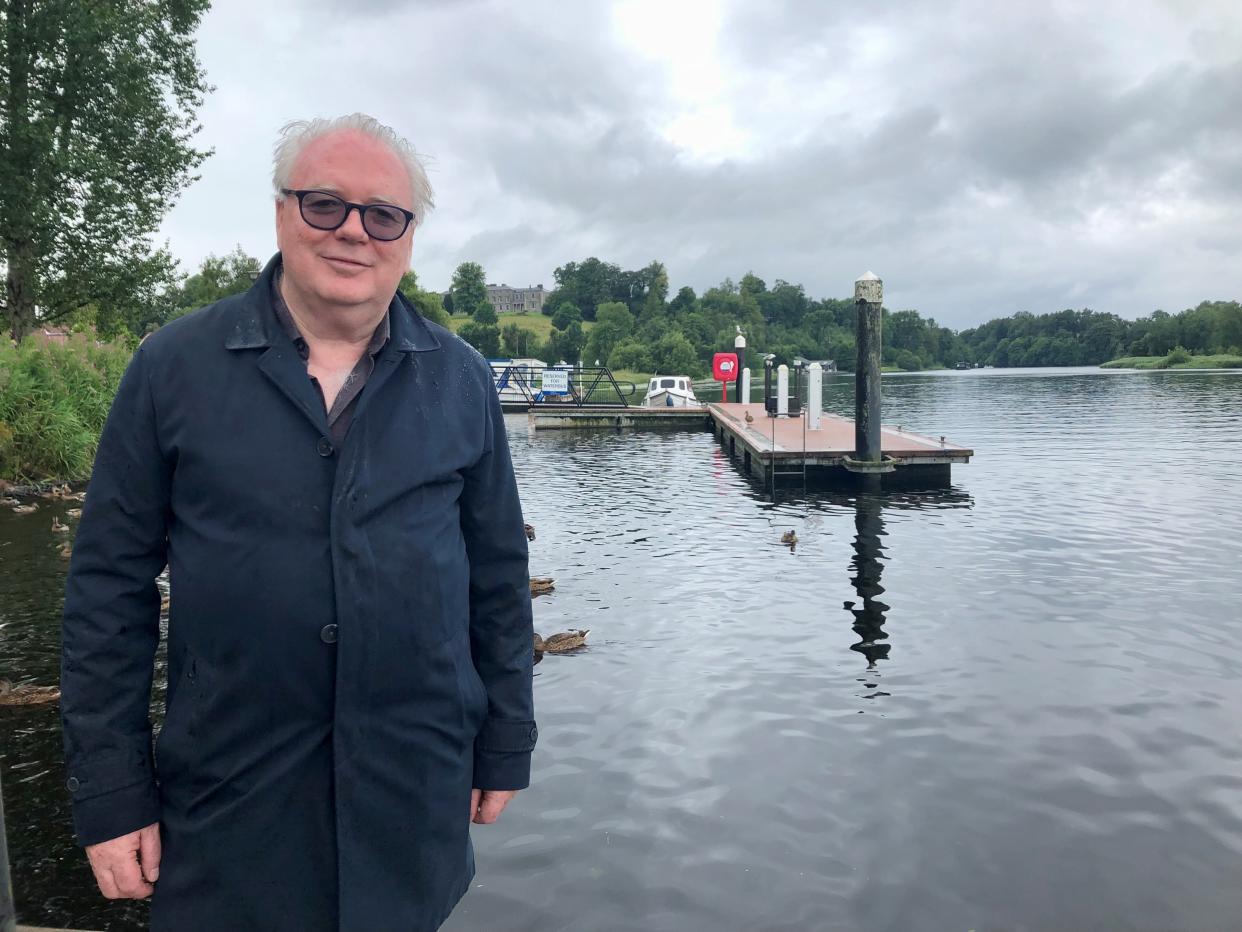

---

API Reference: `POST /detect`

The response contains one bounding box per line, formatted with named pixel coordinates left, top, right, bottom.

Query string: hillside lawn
left=1100, top=354, right=1242, bottom=370
left=446, top=312, right=593, bottom=341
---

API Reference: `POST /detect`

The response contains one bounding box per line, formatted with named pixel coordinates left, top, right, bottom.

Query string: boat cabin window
left=649, top=379, right=658, bottom=390
left=660, top=378, right=676, bottom=388
left=678, top=379, right=687, bottom=390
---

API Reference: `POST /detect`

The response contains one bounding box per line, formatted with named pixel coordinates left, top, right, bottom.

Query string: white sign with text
left=541, top=368, right=570, bottom=393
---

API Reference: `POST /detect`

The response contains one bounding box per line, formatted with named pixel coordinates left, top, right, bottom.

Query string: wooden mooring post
left=854, top=271, right=883, bottom=462
left=847, top=271, right=892, bottom=489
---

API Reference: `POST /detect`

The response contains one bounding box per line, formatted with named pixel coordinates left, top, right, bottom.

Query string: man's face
left=275, top=129, right=415, bottom=312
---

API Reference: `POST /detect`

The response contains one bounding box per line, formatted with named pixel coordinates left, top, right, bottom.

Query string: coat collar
left=223, top=253, right=441, bottom=354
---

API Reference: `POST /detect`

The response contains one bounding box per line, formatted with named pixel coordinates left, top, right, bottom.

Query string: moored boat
left=643, top=375, right=702, bottom=407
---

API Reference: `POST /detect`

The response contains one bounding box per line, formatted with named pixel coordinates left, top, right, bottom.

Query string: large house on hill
left=443, top=282, right=548, bottom=314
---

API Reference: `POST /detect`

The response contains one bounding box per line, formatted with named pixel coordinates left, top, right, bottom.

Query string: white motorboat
left=644, top=375, right=701, bottom=407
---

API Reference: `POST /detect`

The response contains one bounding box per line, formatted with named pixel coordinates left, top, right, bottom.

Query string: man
left=60, top=114, right=537, bottom=931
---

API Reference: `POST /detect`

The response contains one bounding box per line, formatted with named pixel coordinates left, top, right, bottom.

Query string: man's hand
left=85, top=822, right=161, bottom=899
left=470, top=789, right=517, bottom=825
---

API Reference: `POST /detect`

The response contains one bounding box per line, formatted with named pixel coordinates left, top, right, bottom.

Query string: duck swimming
left=781, top=530, right=798, bottom=547
left=530, top=576, right=555, bottom=596
left=533, top=630, right=588, bottom=653
left=0, top=680, right=61, bottom=707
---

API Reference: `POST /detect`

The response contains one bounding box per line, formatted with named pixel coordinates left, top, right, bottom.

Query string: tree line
left=446, top=256, right=1241, bottom=375
left=22, top=238, right=1238, bottom=379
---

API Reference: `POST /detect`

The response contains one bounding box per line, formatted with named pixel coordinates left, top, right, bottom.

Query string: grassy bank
left=1100, top=351, right=1242, bottom=370
left=446, top=312, right=594, bottom=341
left=0, top=336, right=131, bottom=481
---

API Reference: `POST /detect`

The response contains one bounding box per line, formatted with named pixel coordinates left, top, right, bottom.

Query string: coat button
left=66, top=777, right=81, bottom=792
left=317, top=437, right=334, bottom=457
left=320, top=624, right=338, bottom=644
left=529, top=726, right=539, bottom=742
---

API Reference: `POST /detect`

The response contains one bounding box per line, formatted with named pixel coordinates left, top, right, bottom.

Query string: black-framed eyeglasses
left=281, top=188, right=415, bottom=241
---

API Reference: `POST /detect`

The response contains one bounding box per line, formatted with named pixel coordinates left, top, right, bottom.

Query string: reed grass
left=0, top=335, right=131, bottom=481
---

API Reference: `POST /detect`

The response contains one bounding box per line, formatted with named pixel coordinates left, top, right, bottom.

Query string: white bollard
left=741, top=367, right=751, bottom=404
left=808, top=362, right=822, bottom=430
left=777, top=364, right=789, bottom=416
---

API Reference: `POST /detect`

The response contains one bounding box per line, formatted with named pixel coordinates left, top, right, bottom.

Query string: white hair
left=272, top=113, right=435, bottom=225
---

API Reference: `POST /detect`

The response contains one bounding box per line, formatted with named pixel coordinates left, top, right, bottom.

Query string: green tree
left=740, top=272, right=766, bottom=299
left=398, top=270, right=450, bottom=327
left=639, top=260, right=668, bottom=319
left=168, top=247, right=260, bottom=318
left=1, top=0, right=212, bottom=341
left=650, top=330, right=698, bottom=375
left=450, top=261, right=488, bottom=319
left=669, top=286, right=696, bottom=316
left=550, top=301, right=581, bottom=330
left=607, top=339, right=651, bottom=372
left=583, top=301, right=633, bottom=365
left=500, top=322, right=537, bottom=357
left=546, top=321, right=585, bottom=364
left=547, top=257, right=620, bottom=322
left=458, top=321, right=500, bottom=357
left=474, top=300, right=498, bottom=325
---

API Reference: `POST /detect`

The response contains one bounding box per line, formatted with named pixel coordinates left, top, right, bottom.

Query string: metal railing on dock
left=492, top=363, right=635, bottom=408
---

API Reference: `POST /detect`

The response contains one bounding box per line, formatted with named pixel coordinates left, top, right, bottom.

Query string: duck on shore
left=533, top=630, right=589, bottom=653
left=0, top=680, right=61, bottom=707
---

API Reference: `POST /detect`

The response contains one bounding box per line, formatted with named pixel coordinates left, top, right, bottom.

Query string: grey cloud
left=160, top=0, right=1241, bottom=327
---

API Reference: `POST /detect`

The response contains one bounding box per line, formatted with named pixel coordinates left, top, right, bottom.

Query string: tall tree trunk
left=6, top=242, right=36, bottom=342
left=4, top=0, right=36, bottom=341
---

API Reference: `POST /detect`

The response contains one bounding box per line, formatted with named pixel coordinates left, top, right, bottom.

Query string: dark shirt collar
left=271, top=267, right=390, bottom=359
left=225, top=254, right=440, bottom=354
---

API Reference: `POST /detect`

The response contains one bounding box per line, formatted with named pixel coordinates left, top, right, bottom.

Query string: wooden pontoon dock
left=524, top=401, right=971, bottom=487
left=707, top=402, right=972, bottom=486
left=528, top=404, right=711, bottom=430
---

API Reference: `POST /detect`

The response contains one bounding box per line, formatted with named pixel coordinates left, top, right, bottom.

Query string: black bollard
left=854, top=272, right=883, bottom=463
left=734, top=330, right=746, bottom=402
left=763, top=355, right=777, bottom=415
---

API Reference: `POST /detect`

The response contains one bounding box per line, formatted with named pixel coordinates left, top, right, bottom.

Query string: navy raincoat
left=60, top=255, right=537, bottom=931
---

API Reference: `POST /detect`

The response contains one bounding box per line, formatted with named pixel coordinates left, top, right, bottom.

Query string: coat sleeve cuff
left=71, top=778, right=161, bottom=847
left=473, top=718, right=537, bottom=790
left=67, top=749, right=162, bottom=846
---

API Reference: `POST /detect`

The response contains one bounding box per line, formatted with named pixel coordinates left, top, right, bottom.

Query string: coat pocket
left=155, top=651, right=209, bottom=783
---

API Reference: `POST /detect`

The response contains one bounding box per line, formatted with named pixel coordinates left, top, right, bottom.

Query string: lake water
left=3, top=367, right=1241, bottom=931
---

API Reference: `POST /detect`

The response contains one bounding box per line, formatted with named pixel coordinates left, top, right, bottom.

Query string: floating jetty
left=528, top=405, right=710, bottom=430
left=707, top=402, right=972, bottom=487
left=522, top=273, right=972, bottom=488
left=525, top=401, right=971, bottom=487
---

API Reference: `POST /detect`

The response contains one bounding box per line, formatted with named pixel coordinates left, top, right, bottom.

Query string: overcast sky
left=158, top=0, right=1241, bottom=329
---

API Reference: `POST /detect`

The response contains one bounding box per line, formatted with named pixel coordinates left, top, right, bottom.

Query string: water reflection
left=847, top=495, right=890, bottom=667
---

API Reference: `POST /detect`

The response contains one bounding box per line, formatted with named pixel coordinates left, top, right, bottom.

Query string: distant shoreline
left=1100, top=353, right=1242, bottom=370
